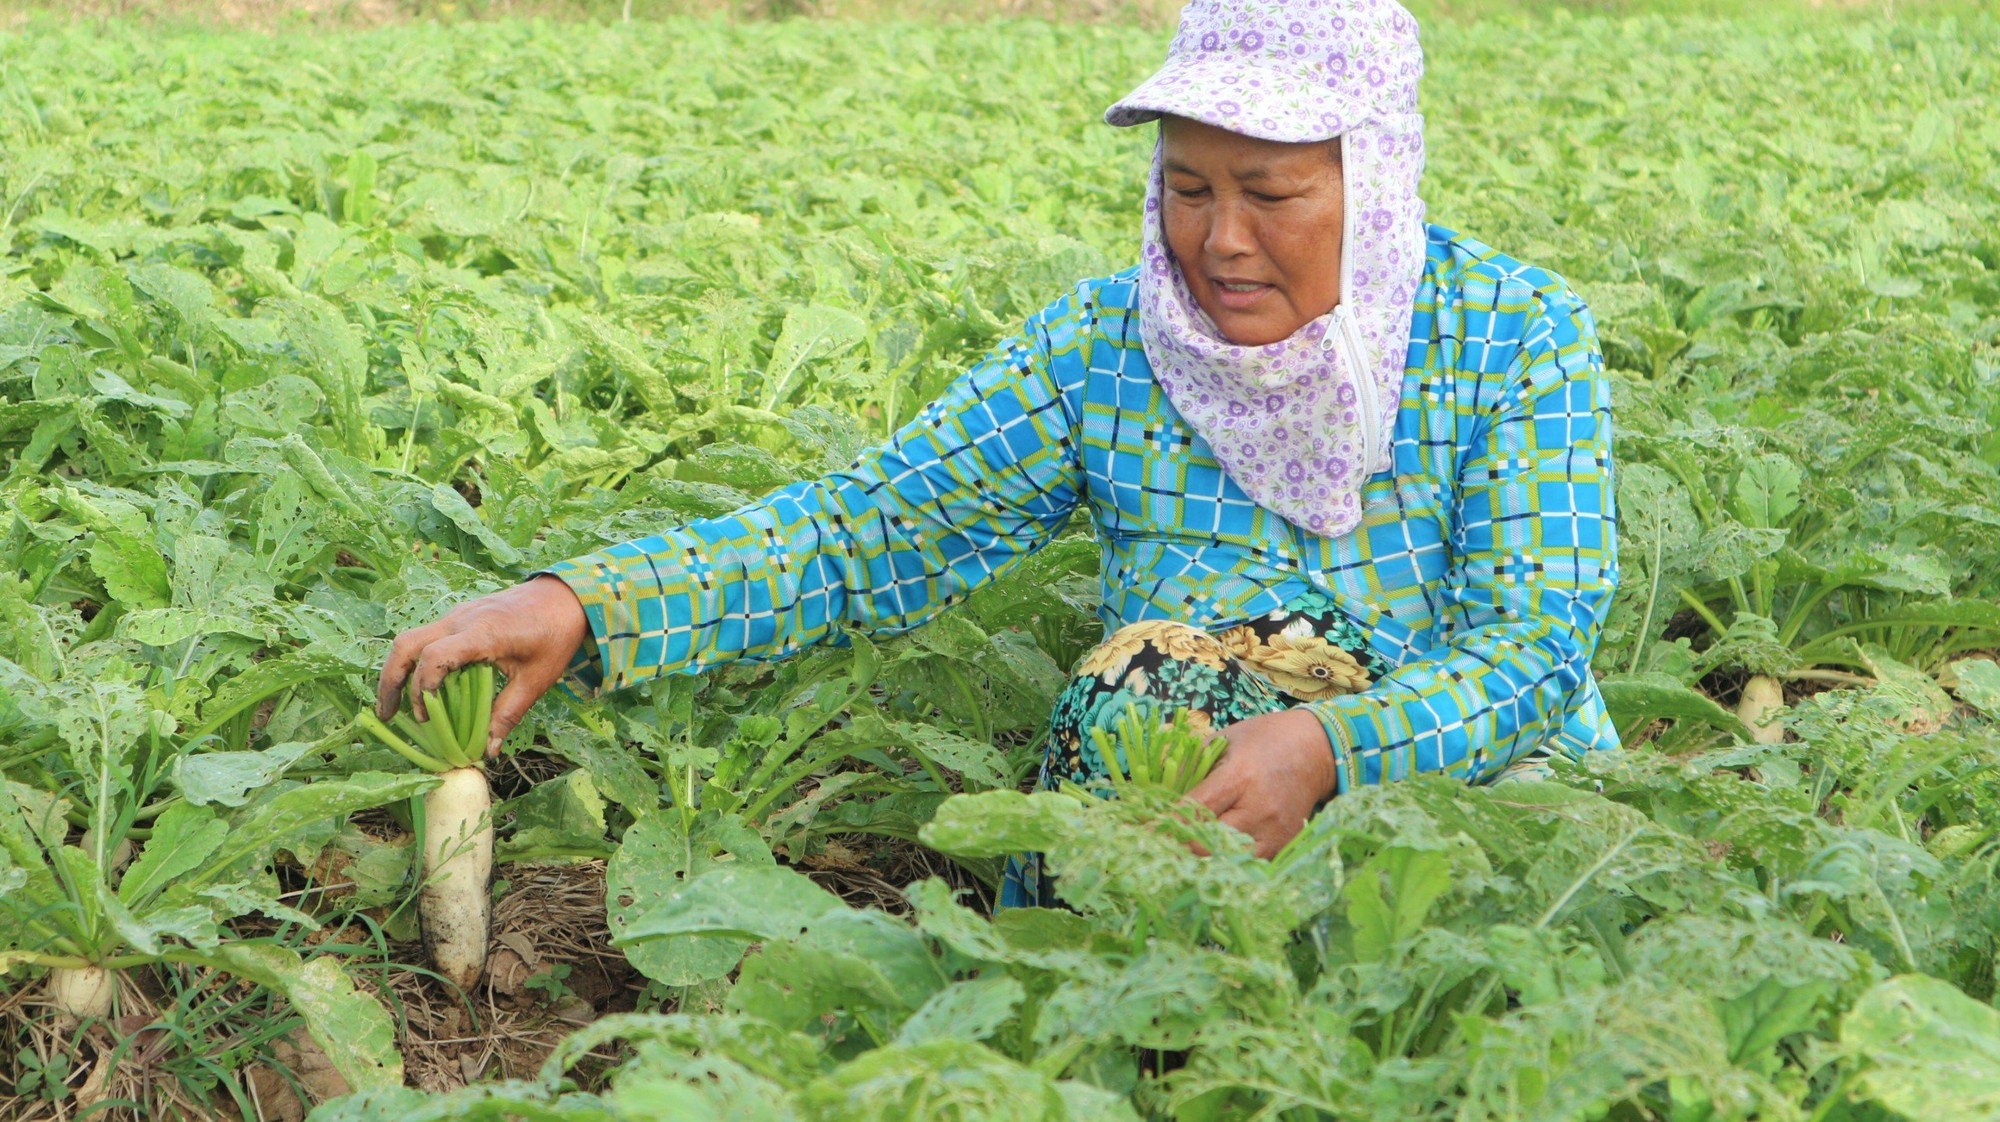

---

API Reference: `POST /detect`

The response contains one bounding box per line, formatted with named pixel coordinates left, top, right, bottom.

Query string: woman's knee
left=1074, top=619, right=1229, bottom=683
left=1048, top=620, right=1234, bottom=744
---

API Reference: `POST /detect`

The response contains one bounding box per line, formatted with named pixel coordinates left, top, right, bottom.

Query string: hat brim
left=1105, top=56, right=1374, bottom=145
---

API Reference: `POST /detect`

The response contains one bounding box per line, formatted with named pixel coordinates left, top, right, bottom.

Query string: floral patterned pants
left=996, top=591, right=1555, bottom=910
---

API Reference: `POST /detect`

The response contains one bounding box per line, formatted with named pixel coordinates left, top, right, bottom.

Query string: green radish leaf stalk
left=356, top=664, right=496, bottom=991
left=1072, top=706, right=1227, bottom=799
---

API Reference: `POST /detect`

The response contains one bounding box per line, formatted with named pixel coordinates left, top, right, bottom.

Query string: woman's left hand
left=1186, top=708, right=1338, bottom=859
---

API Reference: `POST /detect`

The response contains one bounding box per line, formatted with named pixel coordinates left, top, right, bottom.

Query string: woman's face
left=1159, top=115, right=1344, bottom=347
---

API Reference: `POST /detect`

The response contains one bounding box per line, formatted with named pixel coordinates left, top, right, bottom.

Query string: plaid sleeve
left=1306, top=288, right=1617, bottom=791
left=540, top=305, right=1085, bottom=697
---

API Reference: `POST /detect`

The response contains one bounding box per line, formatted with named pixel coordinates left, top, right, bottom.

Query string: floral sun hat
left=1106, top=0, right=1428, bottom=541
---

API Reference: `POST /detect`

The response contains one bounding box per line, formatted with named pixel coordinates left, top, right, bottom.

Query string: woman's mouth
left=1211, top=278, right=1273, bottom=311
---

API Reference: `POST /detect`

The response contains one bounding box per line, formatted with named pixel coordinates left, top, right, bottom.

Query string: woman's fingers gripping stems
left=406, top=630, right=493, bottom=717
left=378, top=619, right=456, bottom=722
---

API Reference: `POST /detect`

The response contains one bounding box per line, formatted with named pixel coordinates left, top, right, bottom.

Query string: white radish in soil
left=49, top=965, right=113, bottom=1025
left=1738, top=674, right=1788, bottom=745
left=356, top=663, right=497, bottom=991
left=420, top=768, right=493, bottom=992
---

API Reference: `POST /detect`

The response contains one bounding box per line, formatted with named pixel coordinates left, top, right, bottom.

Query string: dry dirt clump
left=797, top=832, right=991, bottom=914
left=388, top=859, right=637, bottom=1094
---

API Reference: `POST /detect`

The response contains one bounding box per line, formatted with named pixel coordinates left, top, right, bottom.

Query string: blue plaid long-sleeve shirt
left=545, top=225, right=1620, bottom=790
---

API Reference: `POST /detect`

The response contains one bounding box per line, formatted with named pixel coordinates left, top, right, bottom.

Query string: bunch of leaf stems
left=1091, top=706, right=1226, bottom=796
left=356, top=666, right=494, bottom=772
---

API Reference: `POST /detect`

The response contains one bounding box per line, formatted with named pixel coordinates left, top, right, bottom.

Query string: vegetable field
left=2, top=5, right=1999, bottom=1120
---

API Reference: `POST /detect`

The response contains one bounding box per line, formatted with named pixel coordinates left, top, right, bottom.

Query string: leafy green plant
left=0, top=660, right=413, bottom=1089
left=597, top=627, right=1050, bottom=991
left=1608, top=406, right=2000, bottom=744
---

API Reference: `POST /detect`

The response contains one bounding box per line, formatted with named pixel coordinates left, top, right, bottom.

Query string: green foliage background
left=2, top=3, right=1999, bottom=1120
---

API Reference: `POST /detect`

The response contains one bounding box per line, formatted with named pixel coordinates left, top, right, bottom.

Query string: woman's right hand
left=375, top=574, right=591, bottom=759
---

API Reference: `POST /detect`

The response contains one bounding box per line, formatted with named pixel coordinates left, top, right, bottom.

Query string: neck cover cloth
left=1106, top=0, right=1427, bottom=540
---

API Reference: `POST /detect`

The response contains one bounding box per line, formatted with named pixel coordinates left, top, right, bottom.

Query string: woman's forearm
left=1305, top=616, right=1597, bottom=791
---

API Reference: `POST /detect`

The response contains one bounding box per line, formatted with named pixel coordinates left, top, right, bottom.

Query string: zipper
left=1328, top=131, right=1380, bottom=477
left=1307, top=302, right=1375, bottom=571
left=1334, top=304, right=1379, bottom=476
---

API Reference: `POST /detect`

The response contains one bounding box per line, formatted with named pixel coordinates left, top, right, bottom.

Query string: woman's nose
left=1204, top=200, right=1257, bottom=260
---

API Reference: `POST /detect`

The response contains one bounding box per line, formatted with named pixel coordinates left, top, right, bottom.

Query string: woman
left=375, top=0, right=1618, bottom=908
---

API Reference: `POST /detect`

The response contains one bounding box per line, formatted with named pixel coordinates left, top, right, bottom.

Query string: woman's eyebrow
left=1163, top=159, right=1283, bottom=182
